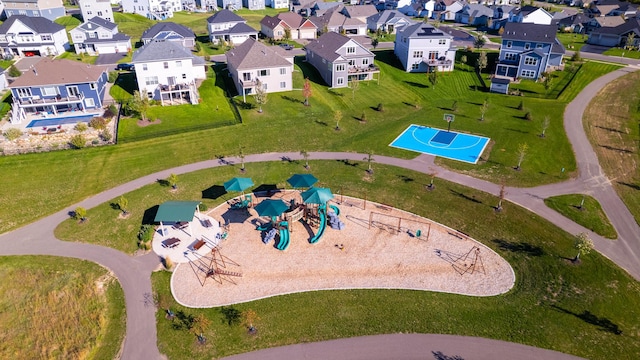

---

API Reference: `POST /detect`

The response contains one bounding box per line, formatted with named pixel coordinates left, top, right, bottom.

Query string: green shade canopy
left=254, top=199, right=289, bottom=217
left=301, top=187, right=333, bottom=204
left=287, top=174, right=318, bottom=188
left=224, top=177, right=254, bottom=193
left=154, top=201, right=201, bottom=223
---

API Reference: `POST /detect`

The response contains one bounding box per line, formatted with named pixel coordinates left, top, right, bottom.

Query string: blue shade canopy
left=301, top=187, right=333, bottom=204
left=154, top=201, right=201, bottom=222
left=287, top=174, right=318, bottom=188
left=254, top=199, right=289, bottom=217
left=224, top=177, right=254, bottom=192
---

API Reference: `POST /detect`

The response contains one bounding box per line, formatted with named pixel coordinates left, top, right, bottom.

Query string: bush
left=517, top=100, right=524, bottom=111
left=8, top=65, right=21, bottom=77
left=376, top=103, right=384, bottom=112
left=525, top=112, right=533, bottom=121
left=91, top=139, right=99, bottom=145
left=108, top=71, right=118, bottom=83
left=69, top=134, right=86, bottom=149
left=360, top=111, right=367, bottom=122
left=103, top=104, right=117, bottom=119
left=198, top=203, right=208, bottom=212
left=74, top=122, right=88, bottom=132
left=3, top=128, right=22, bottom=141
left=571, top=50, right=582, bottom=62
left=138, top=224, right=154, bottom=242
left=100, top=129, right=112, bottom=142
left=88, top=117, right=107, bottom=130
left=74, top=207, right=87, bottom=221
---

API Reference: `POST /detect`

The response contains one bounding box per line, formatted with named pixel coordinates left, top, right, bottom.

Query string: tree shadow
left=397, top=174, right=414, bottom=183
left=432, top=351, right=465, bottom=360
left=599, top=144, right=633, bottom=154
left=219, top=306, right=242, bottom=326
left=157, top=179, right=170, bottom=187
left=594, top=125, right=625, bottom=134
left=315, top=120, right=328, bottom=126
left=492, top=239, right=544, bottom=256
left=449, top=189, right=482, bottom=204
left=142, top=205, right=160, bottom=225
left=550, top=305, right=623, bottom=335
left=617, top=181, right=640, bottom=191
left=235, top=100, right=255, bottom=110
left=172, top=310, right=195, bottom=331
left=403, top=80, right=429, bottom=88
left=281, top=95, right=303, bottom=104
left=505, top=127, right=529, bottom=134
left=337, top=159, right=359, bottom=167
left=328, top=88, right=345, bottom=97
left=202, top=185, right=227, bottom=200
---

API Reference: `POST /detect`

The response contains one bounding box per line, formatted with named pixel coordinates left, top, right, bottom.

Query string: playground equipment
left=435, top=246, right=485, bottom=276
left=309, top=205, right=327, bottom=244
left=276, top=221, right=290, bottom=250
left=368, top=211, right=432, bottom=241
left=186, top=246, right=242, bottom=286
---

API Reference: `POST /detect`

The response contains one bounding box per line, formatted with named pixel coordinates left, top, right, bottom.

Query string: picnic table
left=173, top=221, right=189, bottom=230
left=201, top=219, right=213, bottom=228
left=162, top=237, right=181, bottom=248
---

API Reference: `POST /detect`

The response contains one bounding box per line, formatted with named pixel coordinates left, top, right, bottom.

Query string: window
left=439, top=39, right=446, bottom=45
left=17, top=88, right=32, bottom=97
left=524, top=57, right=538, bottom=66
left=337, top=77, right=344, bottom=85
left=520, top=69, right=536, bottom=78
left=428, top=51, right=438, bottom=60
left=412, top=51, right=423, bottom=58
left=67, top=86, right=80, bottom=97
left=363, top=58, right=368, bottom=65
left=524, top=43, right=531, bottom=50
left=346, top=46, right=356, bottom=54
left=280, top=81, right=286, bottom=88
left=411, top=63, right=420, bottom=70
left=182, top=74, right=187, bottom=79
left=506, top=41, right=512, bottom=48
left=262, top=83, right=267, bottom=90
left=41, top=86, right=58, bottom=96
left=147, top=92, right=153, bottom=98
left=259, top=69, right=270, bottom=76
left=336, top=64, right=345, bottom=72
left=348, top=59, right=355, bottom=66
left=90, top=83, right=96, bottom=90
left=85, top=98, right=95, bottom=107
left=142, top=64, right=148, bottom=71
left=145, top=76, right=159, bottom=85
left=176, top=60, right=182, bottom=67
left=504, top=53, right=517, bottom=61
left=280, top=67, right=286, bottom=75
left=40, top=34, right=52, bottom=41
left=163, top=62, right=169, bottom=69
left=536, top=44, right=543, bottom=48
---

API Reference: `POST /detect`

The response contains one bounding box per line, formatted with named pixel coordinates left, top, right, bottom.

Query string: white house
left=266, top=0, right=288, bottom=9
left=207, top=9, right=258, bottom=45
left=367, top=10, right=414, bottom=34
left=509, top=5, right=554, bottom=25
left=79, top=0, right=114, bottom=22
left=70, top=17, right=131, bottom=55
left=131, top=41, right=207, bottom=105
left=0, top=15, right=69, bottom=58
left=394, top=22, right=455, bottom=72
left=141, top=22, right=196, bottom=49
left=121, top=0, right=182, bottom=20
left=3, top=0, right=65, bottom=21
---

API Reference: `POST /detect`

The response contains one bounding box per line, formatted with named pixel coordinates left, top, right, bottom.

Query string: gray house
left=588, top=18, right=640, bottom=48
left=141, top=22, right=196, bottom=49
left=218, top=0, right=242, bottom=10
left=243, top=0, right=265, bottom=10
left=367, top=10, right=414, bottom=34
left=305, top=32, right=379, bottom=88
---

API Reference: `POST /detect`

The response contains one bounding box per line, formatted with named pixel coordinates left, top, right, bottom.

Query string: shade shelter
left=286, top=174, right=318, bottom=189
left=154, top=201, right=201, bottom=237
left=254, top=199, right=289, bottom=218
left=224, top=177, right=254, bottom=196
left=301, top=187, right=334, bottom=205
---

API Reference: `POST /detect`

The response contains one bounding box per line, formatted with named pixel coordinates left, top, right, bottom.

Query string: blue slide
left=309, top=206, right=327, bottom=244
left=276, top=222, right=290, bottom=251
left=329, top=204, right=340, bottom=216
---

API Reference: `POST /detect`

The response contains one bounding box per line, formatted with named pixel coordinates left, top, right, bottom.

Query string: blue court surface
left=390, top=124, right=490, bottom=164
left=26, top=114, right=97, bottom=128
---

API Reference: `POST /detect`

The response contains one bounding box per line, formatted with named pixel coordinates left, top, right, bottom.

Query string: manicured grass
left=603, top=48, right=640, bottom=59
left=545, top=194, right=618, bottom=239
left=118, top=162, right=640, bottom=360
left=557, top=61, right=622, bottom=102
left=109, top=72, right=138, bottom=102
left=114, top=12, right=155, bottom=43
left=56, top=50, right=98, bottom=64
left=583, top=71, right=640, bottom=225
left=556, top=32, right=588, bottom=51
left=0, top=256, right=126, bottom=359
left=235, top=8, right=286, bottom=30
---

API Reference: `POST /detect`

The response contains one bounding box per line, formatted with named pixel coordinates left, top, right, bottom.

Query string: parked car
left=279, top=43, right=294, bottom=50
left=116, top=63, right=135, bottom=71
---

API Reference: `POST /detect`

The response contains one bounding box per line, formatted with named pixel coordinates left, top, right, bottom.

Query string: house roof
left=342, top=4, right=378, bottom=18
left=367, top=10, right=412, bottom=24
left=591, top=18, right=640, bottom=35
left=594, top=4, right=620, bottom=15
left=207, top=9, right=246, bottom=24
left=595, top=16, right=626, bottom=28
left=305, top=31, right=371, bottom=62
left=277, top=12, right=307, bottom=28
left=551, top=38, right=566, bottom=54
left=0, top=15, right=65, bottom=34
left=131, top=40, right=205, bottom=64
left=397, top=22, right=453, bottom=39
left=83, top=33, right=131, bottom=44
left=557, top=13, right=590, bottom=26
left=154, top=201, right=201, bottom=223
left=141, top=22, right=195, bottom=40
left=260, top=15, right=283, bottom=30
left=465, top=4, right=493, bottom=18
left=516, top=5, right=542, bottom=16
left=310, top=10, right=350, bottom=29
left=502, top=22, right=557, bottom=43
left=81, top=16, right=117, bottom=31
left=226, top=22, right=258, bottom=35
left=226, top=38, right=291, bottom=70
left=9, top=59, right=105, bottom=88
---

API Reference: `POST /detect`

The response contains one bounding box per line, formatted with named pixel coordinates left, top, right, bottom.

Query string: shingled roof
left=502, top=22, right=557, bottom=43
left=9, top=59, right=104, bottom=87
left=207, top=9, right=246, bottom=24
left=305, top=32, right=359, bottom=63
left=141, top=22, right=195, bottom=41
left=226, top=38, right=291, bottom=70
left=0, top=15, right=64, bottom=34
left=131, top=41, right=205, bottom=64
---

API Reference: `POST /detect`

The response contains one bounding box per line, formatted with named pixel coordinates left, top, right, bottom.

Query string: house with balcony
left=243, top=0, right=265, bottom=10
left=310, top=9, right=367, bottom=36
left=70, top=17, right=131, bottom=55
left=432, top=0, right=465, bottom=21
left=141, top=22, right=196, bottom=49
left=367, top=10, right=414, bottom=34
left=79, top=0, right=114, bottom=22
left=207, top=9, right=257, bottom=45
left=218, top=0, right=242, bottom=10
left=305, top=31, right=379, bottom=88
left=226, top=38, right=293, bottom=101
left=8, top=58, right=108, bottom=124
left=3, top=0, right=65, bottom=21
left=394, top=22, right=455, bottom=73
left=456, top=3, right=493, bottom=26
left=260, top=12, right=317, bottom=40
left=494, top=22, right=565, bottom=82
left=131, top=40, right=206, bottom=105
left=266, top=0, right=288, bottom=9
left=121, top=0, right=181, bottom=20
left=0, top=15, right=69, bottom=58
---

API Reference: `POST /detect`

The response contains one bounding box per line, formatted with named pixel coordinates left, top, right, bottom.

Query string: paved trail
left=0, top=66, right=638, bottom=359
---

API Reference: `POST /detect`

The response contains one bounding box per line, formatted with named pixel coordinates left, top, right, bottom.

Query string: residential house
left=79, top=0, right=114, bottom=22
left=310, top=9, right=367, bottom=35
left=489, top=4, right=517, bottom=30
left=121, top=0, right=181, bottom=20
left=587, top=16, right=626, bottom=33
left=131, top=40, right=206, bottom=105
left=394, top=22, right=455, bottom=72
left=587, top=18, right=640, bottom=47
left=588, top=0, right=637, bottom=18
left=207, top=9, right=258, bottom=45
left=200, top=0, right=219, bottom=11
left=494, top=22, right=565, bottom=80
left=340, top=4, right=379, bottom=23
left=141, top=22, right=196, bottom=49
left=8, top=58, right=108, bottom=124
left=0, top=67, right=7, bottom=92
left=367, top=10, right=414, bottom=34
left=556, top=13, right=590, bottom=33
left=226, top=38, right=293, bottom=100
left=433, top=0, right=465, bottom=21
left=3, top=0, right=65, bottom=21
left=266, top=0, right=288, bottom=9
left=0, top=15, right=68, bottom=58
left=509, top=6, right=554, bottom=25
left=309, top=1, right=343, bottom=16
left=456, top=3, right=493, bottom=26
left=217, top=0, right=242, bottom=10
left=305, top=31, right=379, bottom=88
left=243, top=0, right=265, bottom=10
left=260, top=12, right=317, bottom=40
left=399, top=1, right=431, bottom=18
left=70, top=17, right=131, bottom=55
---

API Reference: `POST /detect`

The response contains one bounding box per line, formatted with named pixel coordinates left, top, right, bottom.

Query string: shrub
left=69, top=134, right=86, bottom=149
left=74, top=122, right=88, bottom=132
left=164, top=256, right=174, bottom=270
left=88, top=117, right=107, bottom=130
left=571, top=50, right=582, bottom=62
left=204, top=55, right=211, bottom=62
left=91, top=139, right=99, bottom=145
left=517, top=100, right=524, bottom=111
left=74, top=207, right=87, bottom=221
left=103, top=104, right=117, bottom=119
left=3, top=128, right=22, bottom=141
left=8, top=65, right=21, bottom=77
left=198, top=203, right=208, bottom=212
left=360, top=111, right=367, bottom=122
left=376, top=103, right=384, bottom=112
left=108, top=71, right=118, bottom=83
left=138, top=224, right=154, bottom=242
left=100, top=129, right=112, bottom=142
left=525, top=112, right=533, bottom=121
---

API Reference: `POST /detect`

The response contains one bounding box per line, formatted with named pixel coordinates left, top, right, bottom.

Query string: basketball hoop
left=443, top=114, right=455, bottom=132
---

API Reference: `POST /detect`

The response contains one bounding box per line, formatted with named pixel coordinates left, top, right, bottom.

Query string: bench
left=192, top=239, right=206, bottom=251
left=162, top=237, right=181, bottom=248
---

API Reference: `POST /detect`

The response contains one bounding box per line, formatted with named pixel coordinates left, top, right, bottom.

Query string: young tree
left=364, top=150, right=375, bottom=173
left=427, top=170, right=438, bottom=190
left=371, top=37, right=379, bottom=49
left=129, top=91, right=151, bottom=122
left=480, top=98, right=489, bottom=121
left=241, top=309, right=260, bottom=334
left=238, top=146, right=246, bottom=172
left=477, top=51, right=488, bottom=74
left=254, top=79, right=267, bottom=113
left=8, top=65, right=21, bottom=77
left=300, top=150, right=310, bottom=169
left=573, top=232, right=594, bottom=262
left=515, top=143, right=528, bottom=170
left=74, top=207, right=87, bottom=222
left=571, top=50, right=582, bottom=62
left=451, top=100, right=458, bottom=112
left=302, top=78, right=312, bottom=106
left=624, top=33, right=635, bottom=51
left=496, top=179, right=506, bottom=212
left=460, top=54, right=468, bottom=68
left=168, top=173, right=178, bottom=189
left=540, top=115, right=550, bottom=138
left=474, top=35, right=486, bottom=49
left=117, top=195, right=129, bottom=214
left=283, top=28, right=292, bottom=43
left=190, top=314, right=212, bottom=344
left=517, top=100, right=524, bottom=111
left=334, top=110, right=343, bottom=130
left=349, top=77, right=360, bottom=99
left=428, top=69, right=438, bottom=87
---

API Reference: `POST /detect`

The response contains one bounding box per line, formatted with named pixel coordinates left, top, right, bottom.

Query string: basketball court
left=389, top=123, right=490, bottom=164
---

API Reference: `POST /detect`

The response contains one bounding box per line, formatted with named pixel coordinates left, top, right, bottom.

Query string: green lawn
left=56, top=50, right=98, bottom=64
left=544, top=194, right=618, bottom=239
left=603, top=48, right=640, bottom=59
left=0, top=256, right=125, bottom=360
left=114, top=12, right=155, bottom=44
left=117, top=162, right=640, bottom=360
left=556, top=32, right=588, bottom=51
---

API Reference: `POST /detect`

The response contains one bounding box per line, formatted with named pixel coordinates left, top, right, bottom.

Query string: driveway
left=15, top=56, right=44, bottom=72
left=96, top=53, right=129, bottom=66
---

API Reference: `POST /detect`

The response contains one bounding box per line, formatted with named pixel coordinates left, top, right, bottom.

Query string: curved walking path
left=0, top=67, right=638, bottom=359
